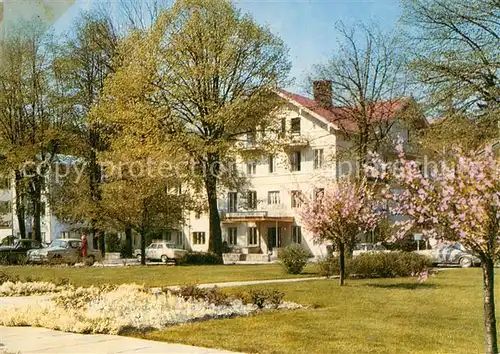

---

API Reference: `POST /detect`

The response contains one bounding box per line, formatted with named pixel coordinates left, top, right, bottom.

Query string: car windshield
left=50, top=240, right=68, bottom=248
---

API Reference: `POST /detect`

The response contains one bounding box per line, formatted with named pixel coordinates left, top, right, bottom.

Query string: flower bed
left=0, top=281, right=71, bottom=297
left=0, top=283, right=303, bottom=335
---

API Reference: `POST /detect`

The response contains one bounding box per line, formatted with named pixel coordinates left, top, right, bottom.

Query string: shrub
left=105, top=233, right=121, bottom=253
left=179, top=251, right=222, bottom=265
left=250, top=289, right=285, bottom=309
left=318, top=252, right=431, bottom=279
left=230, top=290, right=252, bottom=305
left=169, top=284, right=230, bottom=306
left=119, top=242, right=130, bottom=259
left=278, top=244, right=310, bottom=274
left=317, top=255, right=352, bottom=278
left=0, top=271, right=19, bottom=285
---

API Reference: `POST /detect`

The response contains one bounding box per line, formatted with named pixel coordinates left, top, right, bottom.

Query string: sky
left=4, top=0, right=403, bottom=94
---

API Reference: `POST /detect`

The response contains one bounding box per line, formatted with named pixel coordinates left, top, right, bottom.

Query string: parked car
left=353, top=243, right=390, bottom=256
left=328, top=243, right=390, bottom=258
left=134, top=241, right=188, bottom=263
left=27, top=238, right=100, bottom=265
left=0, top=239, right=43, bottom=264
left=415, top=244, right=480, bottom=268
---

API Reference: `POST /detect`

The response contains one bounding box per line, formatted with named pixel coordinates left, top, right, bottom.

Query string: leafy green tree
left=0, top=21, right=70, bottom=241
left=96, top=0, right=290, bottom=256
left=49, top=13, right=119, bottom=254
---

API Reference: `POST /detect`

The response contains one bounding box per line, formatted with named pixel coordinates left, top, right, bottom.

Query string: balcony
left=224, top=210, right=268, bottom=219
left=221, top=209, right=294, bottom=223
left=281, top=133, right=309, bottom=148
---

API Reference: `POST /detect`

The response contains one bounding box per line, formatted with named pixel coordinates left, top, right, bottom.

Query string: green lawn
left=133, top=268, right=495, bottom=354
left=0, top=264, right=318, bottom=287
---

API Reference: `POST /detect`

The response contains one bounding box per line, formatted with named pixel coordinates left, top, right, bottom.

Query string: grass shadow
left=365, top=283, right=437, bottom=290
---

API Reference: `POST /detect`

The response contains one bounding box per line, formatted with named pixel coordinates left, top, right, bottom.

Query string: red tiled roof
left=278, top=89, right=410, bottom=133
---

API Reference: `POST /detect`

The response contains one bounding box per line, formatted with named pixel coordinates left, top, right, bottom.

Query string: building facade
left=180, top=82, right=419, bottom=258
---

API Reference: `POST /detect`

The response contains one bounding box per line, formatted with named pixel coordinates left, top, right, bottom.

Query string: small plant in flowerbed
left=169, top=285, right=289, bottom=310
left=318, top=251, right=432, bottom=279
left=278, top=244, right=310, bottom=274
left=168, top=284, right=230, bottom=306
left=0, top=270, right=74, bottom=297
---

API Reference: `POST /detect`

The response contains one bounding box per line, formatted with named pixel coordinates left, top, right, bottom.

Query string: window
left=248, top=129, right=256, bottom=144
left=69, top=241, right=81, bottom=249
left=60, top=231, right=70, bottom=239
left=314, top=149, right=324, bottom=169
left=194, top=211, right=201, bottom=219
left=165, top=231, right=172, bottom=242
left=193, top=232, right=206, bottom=245
left=228, top=227, right=238, bottom=246
left=291, top=190, right=301, bottom=208
left=280, top=118, right=286, bottom=136
left=268, top=155, right=275, bottom=173
left=247, top=161, right=256, bottom=175
left=157, top=243, right=164, bottom=249
left=268, top=191, right=280, bottom=205
left=0, top=177, right=9, bottom=189
left=290, top=151, right=301, bottom=171
left=292, top=226, right=302, bottom=244
left=291, top=118, right=300, bottom=134
left=247, top=190, right=257, bottom=210
left=314, top=188, right=324, bottom=201
left=228, top=192, right=237, bottom=212
left=0, top=201, right=10, bottom=214
left=248, top=227, right=258, bottom=246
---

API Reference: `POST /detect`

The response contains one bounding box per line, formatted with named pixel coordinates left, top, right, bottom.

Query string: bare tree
left=402, top=0, right=499, bottom=113
left=310, top=22, right=419, bottom=168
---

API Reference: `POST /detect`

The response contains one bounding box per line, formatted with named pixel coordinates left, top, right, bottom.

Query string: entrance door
left=267, top=227, right=281, bottom=251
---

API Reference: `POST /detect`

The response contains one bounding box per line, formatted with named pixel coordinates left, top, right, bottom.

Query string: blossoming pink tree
left=367, top=145, right=499, bottom=354
left=298, top=178, right=382, bottom=285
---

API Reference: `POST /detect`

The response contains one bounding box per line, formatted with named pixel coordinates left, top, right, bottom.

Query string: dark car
left=0, top=239, right=43, bottom=265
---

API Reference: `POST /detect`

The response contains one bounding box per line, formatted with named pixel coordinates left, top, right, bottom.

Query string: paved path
left=0, top=327, right=240, bottom=354
left=164, top=276, right=327, bottom=291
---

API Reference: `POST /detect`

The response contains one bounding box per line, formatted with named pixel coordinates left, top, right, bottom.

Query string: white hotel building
left=180, top=81, right=422, bottom=260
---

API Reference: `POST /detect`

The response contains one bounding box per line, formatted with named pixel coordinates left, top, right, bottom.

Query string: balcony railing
left=223, top=210, right=268, bottom=219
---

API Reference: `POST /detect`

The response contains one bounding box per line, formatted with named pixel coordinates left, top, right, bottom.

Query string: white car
left=353, top=243, right=390, bottom=257
left=134, top=241, right=188, bottom=263
left=415, top=244, right=481, bottom=268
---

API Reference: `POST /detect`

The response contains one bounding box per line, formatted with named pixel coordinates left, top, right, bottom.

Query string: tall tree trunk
left=140, top=229, right=147, bottom=266
left=98, top=230, right=105, bottom=258
left=204, top=153, right=223, bottom=258
left=125, top=224, right=133, bottom=258
left=89, top=133, right=105, bottom=257
left=339, top=242, right=346, bottom=286
left=482, top=257, right=498, bottom=354
left=14, top=171, right=26, bottom=239
left=31, top=174, right=42, bottom=243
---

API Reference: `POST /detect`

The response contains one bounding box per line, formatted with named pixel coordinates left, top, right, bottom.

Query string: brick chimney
left=313, top=80, right=332, bottom=109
